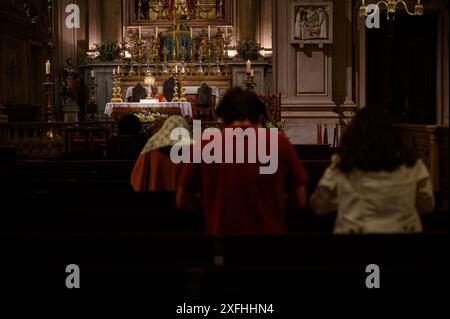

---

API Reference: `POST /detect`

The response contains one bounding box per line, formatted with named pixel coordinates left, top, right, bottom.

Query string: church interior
left=0, top=0, right=449, bottom=306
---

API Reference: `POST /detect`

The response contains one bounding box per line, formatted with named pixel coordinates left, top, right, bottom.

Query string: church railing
left=0, top=122, right=117, bottom=159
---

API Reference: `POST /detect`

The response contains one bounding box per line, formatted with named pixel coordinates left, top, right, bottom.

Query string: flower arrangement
left=133, top=110, right=169, bottom=138
left=265, top=120, right=287, bottom=135
left=93, top=40, right=121, bottom=62
left=134, top=110, right=168, bottom=125
left=236, top=39, right=262, bottom=61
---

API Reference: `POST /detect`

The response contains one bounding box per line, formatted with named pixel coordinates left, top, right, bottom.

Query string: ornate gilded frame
left=123, top=0, right=234, bottom=27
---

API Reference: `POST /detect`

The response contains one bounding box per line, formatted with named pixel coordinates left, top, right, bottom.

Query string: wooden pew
left=4, top=158, right=447, bottom=234
left=294, top=144, right=335, bottom=160
left=3, top=192, right=205, bottom=234
left=0, top=233, right=447, bottom=299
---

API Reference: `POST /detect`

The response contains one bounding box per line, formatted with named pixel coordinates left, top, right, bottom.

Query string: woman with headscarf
left=130, top=115, right=191, bottom=192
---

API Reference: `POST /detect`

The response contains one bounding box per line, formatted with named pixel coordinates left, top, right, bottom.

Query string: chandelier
left=359, top=0, right=424, bottom=20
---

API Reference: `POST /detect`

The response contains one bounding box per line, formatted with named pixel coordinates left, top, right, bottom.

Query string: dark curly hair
left=118, top=114, right=142, bottom=136
left=216, top=87, right=267, bottom=125
left=338, top=105, right=417, bottom=173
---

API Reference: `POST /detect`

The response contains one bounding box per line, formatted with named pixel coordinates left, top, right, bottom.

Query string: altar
left=105, top=102, right=193, bottom=119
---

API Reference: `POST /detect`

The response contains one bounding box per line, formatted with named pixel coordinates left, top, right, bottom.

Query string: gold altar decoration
left=244, top=73, right=256, bottom=92
left=122, top=19, right=232, bottom=77
left=172, top=76, right=180, bottom=102
left=43, top=73, right=56, bottom=138
left=359, top=0, right=424, bottom=20
left=128, top=29, right=145, bottom=65
left=179, top=72, right=187, bottom=102
left=111, top=73, right=124, bottom=103
left=138, top=0, right=225, bottom=22
left=116, top=17, right=233, bottom=103
left=144, top=75, right=156, bottom=98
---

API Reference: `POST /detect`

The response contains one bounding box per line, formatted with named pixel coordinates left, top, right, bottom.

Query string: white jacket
left=312, top=155, right=435, bottom=234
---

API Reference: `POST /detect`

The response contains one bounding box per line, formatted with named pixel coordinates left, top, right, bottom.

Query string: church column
left=237, top=0, right=259, bottom=41
left=100, top=0, right=122, bottom=42
left=88, top=0, right=101, bottom=50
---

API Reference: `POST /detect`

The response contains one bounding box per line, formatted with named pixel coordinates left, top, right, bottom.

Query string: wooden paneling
left=0, top=0, right=49, bottom=116
left=437, top=126, right=449, bottom=210
left=396, top=124, right=450, bottom=211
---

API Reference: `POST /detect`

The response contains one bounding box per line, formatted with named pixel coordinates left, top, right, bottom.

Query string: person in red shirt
left=176, top=87, right=309, bottom=235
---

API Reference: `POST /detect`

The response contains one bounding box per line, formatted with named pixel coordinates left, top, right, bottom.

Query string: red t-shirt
left=179, top=125, right=308, bottom=235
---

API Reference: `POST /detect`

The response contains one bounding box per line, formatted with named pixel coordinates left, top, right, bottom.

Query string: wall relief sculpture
left=291, top=2, right=333, bottom=46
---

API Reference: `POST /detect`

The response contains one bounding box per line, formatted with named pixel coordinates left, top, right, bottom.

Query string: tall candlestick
left=45, top=60, right=51, bottom=75
left=246, top=60, right=251, bottom=74
left=190, top=27, right=193, bottom=38
left=208, top=26, right=211, bottom=38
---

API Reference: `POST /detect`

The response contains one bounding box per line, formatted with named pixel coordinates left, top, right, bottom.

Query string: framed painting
left=124, top=0, right=234, bottom=27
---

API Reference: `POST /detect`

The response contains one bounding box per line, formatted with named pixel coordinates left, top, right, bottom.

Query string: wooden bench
left=0, top=233, right=447, bottom=299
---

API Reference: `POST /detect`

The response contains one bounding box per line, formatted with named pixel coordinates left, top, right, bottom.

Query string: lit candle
left=190, top=27, right=193, bottom=38
left=246, top=60, right=251, bottom=74
left=208, top=26, right=211, bottom=38
left=90, top=70, right=95, bottom=78
left=250, top=69, right=254, bottom=77
left=45, top=60, right=51, bottom=75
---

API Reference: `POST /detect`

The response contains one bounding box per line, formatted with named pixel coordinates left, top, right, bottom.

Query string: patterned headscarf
left=140, top=115, right=192, bottom=155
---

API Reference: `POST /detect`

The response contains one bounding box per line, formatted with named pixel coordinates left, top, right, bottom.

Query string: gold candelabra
left=244, top=72, right=256, bottom=91
left=179, top=72, right=187, bottom=102
left=207, top=41, right=212, bottom=75
left=172, top=75, right=180, bottom=102
left=223, top=30, right=232, bottom=76
left=359, top=0, right=424, bottom=20
left=111, top=74, right=123, bottom=103
left=43, top=74, right=55, bottom=138
left=120, top=39, right=128, bottom=71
